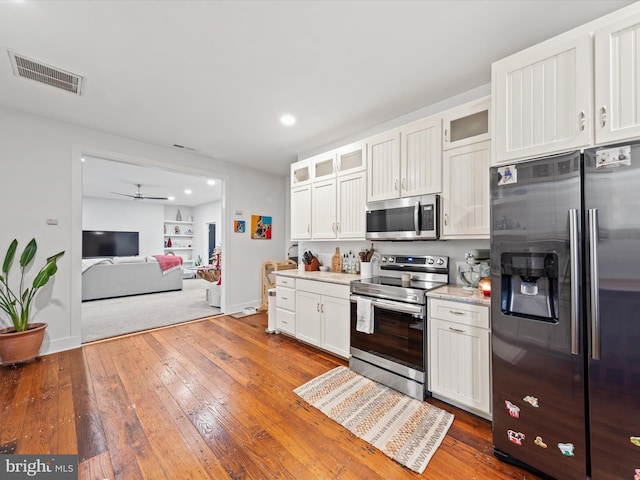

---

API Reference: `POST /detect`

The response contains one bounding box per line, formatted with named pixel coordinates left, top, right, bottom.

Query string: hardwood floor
left=0, top=313, right=540, bottom=479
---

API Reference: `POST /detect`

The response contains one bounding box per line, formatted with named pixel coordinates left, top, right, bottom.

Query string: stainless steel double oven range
left=349, top=255, right=448, bottom=400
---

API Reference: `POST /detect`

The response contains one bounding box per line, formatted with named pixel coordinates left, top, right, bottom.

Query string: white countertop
left=276, top=269, right=360, bottom=286
left=427, top=284, right=491, bottom=307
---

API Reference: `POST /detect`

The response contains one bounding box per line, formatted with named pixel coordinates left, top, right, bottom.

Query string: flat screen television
left=82, top=230, right=139, bottom=258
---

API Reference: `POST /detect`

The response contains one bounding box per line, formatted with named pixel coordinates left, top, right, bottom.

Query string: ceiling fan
left=111, top=184, right=169, bottom=200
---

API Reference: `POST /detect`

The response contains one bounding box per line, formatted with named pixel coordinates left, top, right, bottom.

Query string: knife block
left=305, top=257, right=320, bottom=271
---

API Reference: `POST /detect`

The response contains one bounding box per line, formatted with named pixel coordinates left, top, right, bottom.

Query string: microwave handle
left=414, top=201, right=420, bottom=235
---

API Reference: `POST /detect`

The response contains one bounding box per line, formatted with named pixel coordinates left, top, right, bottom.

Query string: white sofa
left=82, top=256, right=183, bottom=301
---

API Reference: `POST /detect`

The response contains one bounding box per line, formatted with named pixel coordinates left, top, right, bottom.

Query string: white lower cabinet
left=295, top=279, right=350, bottom=358
left=428, top=297, right=491, bottom=419
left=275, top=276, right=296, bottom=335
left=295, top=290, right=322, bottom=345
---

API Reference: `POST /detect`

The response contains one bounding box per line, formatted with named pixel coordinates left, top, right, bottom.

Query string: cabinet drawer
left=296, top=278, right=350, bottom=299
left=276, top=275, right=296, bottom=288
left=429, top=298, right=489, bottom=329
left=276, top=308, right=295, bottom=335
left=276, top=287, right=295, bottom=310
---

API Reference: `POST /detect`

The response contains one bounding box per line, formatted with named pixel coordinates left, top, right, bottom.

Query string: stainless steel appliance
left=365, top=194, right=439, bottom=240
left=490, top=143, right=640, bottom=480
left=349, top=254, right=448, bottom=400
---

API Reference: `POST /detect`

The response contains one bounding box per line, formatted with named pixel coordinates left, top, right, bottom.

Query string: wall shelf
left=164, top=220, right=193, bottom=225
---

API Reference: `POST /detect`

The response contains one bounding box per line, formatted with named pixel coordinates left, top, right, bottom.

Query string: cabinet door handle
left=600, top=106, right=607, bottom=128
left=401, top=178, right=406, bottom=190
left=449, top=310, right=465, bottom=316
left=444, top=213, right=448, bottom=226
left=449, top=326, right=465, bottom=333
left=394, top=179, right=399, bottom=191
left=336, top=222, right=340, bottom=233
left=281, top=296, right=287, bottom=301
left=307, top=224, right=310, bottom=233
left=579, top=111, right=586, bottom=132
left=317, top=303, right=320, bottom=312
left=332, top=222, right=336, bottom=233
left=444, top=129, right=449, bottom=143
left=321, top=303, right=324, bottom=313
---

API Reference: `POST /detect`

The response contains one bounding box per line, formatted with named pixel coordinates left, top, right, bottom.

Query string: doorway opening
left=80, top=154, right=225, bottom=343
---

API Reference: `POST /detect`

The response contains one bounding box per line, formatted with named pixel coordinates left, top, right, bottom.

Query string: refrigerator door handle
left=569, top=209, right=580, bottom=355
left=588, top=208, right=601, bottom=360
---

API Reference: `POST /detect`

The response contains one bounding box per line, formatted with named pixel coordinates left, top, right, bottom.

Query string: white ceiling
left=0, top=0, right=634, bottom=191
left=81, top=155, right=223, bottom=207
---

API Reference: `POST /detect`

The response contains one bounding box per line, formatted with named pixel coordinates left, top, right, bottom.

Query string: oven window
left=366, top=206, right=416, bottom=232
left=350, top=303, right=424, bottom=371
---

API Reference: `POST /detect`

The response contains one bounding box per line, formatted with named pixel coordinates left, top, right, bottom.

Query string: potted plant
left=0, top=238, right=64, bottom=365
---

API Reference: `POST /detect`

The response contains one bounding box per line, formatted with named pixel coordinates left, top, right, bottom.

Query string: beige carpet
left=294, top=366, right=454, bottom=474
left=81, top=278, right=222, bottom=343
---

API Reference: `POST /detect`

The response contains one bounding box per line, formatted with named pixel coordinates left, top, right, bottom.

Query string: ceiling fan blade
left=111, top=192, right=136, bottom=198
left=142, top=196, right=170, bottom=200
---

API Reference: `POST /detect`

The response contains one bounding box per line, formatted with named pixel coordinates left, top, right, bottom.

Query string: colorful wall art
left=251, top=215, right=272, bottom=239
left=234, top=220, right=246, bottom=233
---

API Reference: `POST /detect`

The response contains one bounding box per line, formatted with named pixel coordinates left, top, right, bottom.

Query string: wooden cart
left=259, top=259, right=297, bottom=311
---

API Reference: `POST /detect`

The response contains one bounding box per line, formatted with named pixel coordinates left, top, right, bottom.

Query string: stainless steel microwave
left=365, top=194, right=440, bottom=240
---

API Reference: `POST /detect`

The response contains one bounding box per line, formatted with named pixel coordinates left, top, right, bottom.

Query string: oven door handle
left=350, top=295, right=425, bottom=316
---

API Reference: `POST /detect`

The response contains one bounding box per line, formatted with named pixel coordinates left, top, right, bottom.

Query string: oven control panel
left=380, top=255, right=448, bottom=268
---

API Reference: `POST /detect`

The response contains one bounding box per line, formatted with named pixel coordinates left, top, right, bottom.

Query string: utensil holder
left=360, top=262, right=373, bottom=278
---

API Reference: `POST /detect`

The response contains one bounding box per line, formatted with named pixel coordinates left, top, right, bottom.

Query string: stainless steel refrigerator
left=490, top=143, right=640, bottom=480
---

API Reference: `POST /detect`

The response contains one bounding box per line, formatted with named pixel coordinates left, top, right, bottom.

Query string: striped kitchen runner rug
left=294, top=366, right=454, bottom=474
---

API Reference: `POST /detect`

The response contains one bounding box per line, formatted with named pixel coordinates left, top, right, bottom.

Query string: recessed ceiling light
left=207, top=179, right=216, bottom=185
left=168, top=196, right=175, bottom=201
left=81, top=157, right=85, bottom=162
left=280, top=114, right=296, bottom=126
left=184, top=189, right=192, bottom=195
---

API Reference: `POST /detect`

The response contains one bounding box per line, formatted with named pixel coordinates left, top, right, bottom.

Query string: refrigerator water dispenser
left=500, top=252, right=558, bottom=322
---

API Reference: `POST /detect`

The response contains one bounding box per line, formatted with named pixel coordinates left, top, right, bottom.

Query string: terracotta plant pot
left=0, top=323, right=47, bottom=365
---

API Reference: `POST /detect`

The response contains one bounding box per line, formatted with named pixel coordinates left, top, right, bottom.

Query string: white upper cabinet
left=442, top=140, right=491, bottom=239
left=336, top=170, right=366, bottom=239
left=310, top=151, right=337, bottom=183
left=367, top=116, right=442, bottom=202
left=493, top=3, right=640, bottom=164
left=367, top=130, right=401, bottom=202
left=492, top=33, right=592, bottom=164
left=442, top=97, right=490, bottom=150
left=296, top=141, right=367, bottom=241
left=594, top=11, right=640, bottom=144
left=291, top=159, right=312, bottom=186
left=399, top=115, right=442, bottom=196
left=335, top=141, right=366, bottom=176
left=290, top=184, right=312, bottom=240
left=311, top=178, right=337, bottom=239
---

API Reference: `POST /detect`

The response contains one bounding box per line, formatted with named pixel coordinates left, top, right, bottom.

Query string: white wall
left=193, top=200, right=222, bottom=265
left=0, top=107, right=287, bottom=355
left=82, top=197, right=164, bottom=256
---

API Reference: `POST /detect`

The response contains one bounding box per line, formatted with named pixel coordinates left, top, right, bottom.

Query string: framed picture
left=251, top=215, right=272, bottom=239
left=234, top=220, right=245, bottom=233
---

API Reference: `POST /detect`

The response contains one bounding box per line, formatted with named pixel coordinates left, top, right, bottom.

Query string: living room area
left=81, top=155, right=224, bottom=342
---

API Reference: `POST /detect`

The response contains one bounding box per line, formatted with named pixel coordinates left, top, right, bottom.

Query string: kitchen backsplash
left=295, top=239, right=490, bottom=284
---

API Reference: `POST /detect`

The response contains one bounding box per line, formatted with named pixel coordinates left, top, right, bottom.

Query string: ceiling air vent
left=7, top=50, right=84, bottom=96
